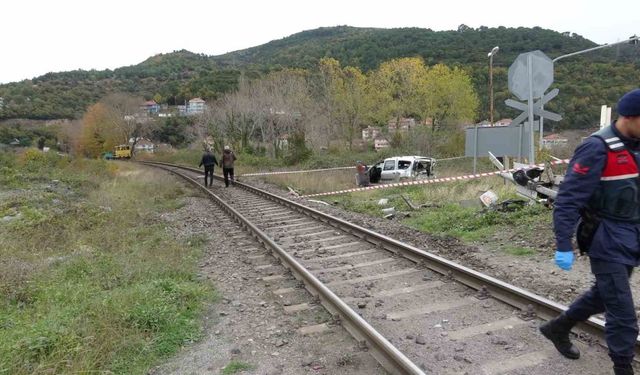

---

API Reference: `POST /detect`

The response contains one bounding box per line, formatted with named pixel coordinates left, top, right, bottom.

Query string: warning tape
left=437, top=156, right=469, bottom=161
left=239, top=166, right=354, bottom=177
left=301, top=159, right=570, bottom=198
left=240, top=156, right=468, bottom=177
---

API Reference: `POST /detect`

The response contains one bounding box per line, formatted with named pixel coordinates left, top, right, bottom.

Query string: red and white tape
left=239, top=166, right=354, bottom=177
left=302, top=159, right=570, bottom=198
left=240, top=156, right=470, bottom=177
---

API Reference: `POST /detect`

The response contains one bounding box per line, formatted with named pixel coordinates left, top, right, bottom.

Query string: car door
left=380, top=159, right=397, bottom=181
left=368, top=161, right=384, bottom=183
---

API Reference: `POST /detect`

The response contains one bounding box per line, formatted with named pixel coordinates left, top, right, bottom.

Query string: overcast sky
left=1, top=0, right=637, bottom=84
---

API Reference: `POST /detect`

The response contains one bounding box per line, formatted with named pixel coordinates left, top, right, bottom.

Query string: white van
left=368, top=156, right=436, bottom=183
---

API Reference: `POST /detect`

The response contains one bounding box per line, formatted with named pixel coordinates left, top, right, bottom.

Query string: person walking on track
left=221, top=145, right=237, bottom=187
left=198, top=148, right=218, bottom=187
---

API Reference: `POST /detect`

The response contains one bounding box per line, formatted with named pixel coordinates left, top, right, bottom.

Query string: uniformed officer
left=540, top=88, right=640, bottom=375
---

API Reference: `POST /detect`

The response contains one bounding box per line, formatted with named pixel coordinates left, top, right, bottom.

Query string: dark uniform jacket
left=199, top=153, right=218, bottom=167
left=554, top=121, right=640, bottom=266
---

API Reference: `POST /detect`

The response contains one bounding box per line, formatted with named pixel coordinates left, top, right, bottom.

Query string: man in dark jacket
left=221, top=145, right=237, bottom=187
left=540, top=89, right=640, bottom=375
left=199, top=149, right=218, bottom=187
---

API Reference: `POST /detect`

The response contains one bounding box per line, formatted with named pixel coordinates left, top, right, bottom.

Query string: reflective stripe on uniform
left=601, top=173, right=640, bottom=181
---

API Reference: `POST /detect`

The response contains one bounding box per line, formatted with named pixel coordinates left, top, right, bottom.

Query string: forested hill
left=212, top=25, right=604, bottom=70
left=1, top=25, right=638, bottom=129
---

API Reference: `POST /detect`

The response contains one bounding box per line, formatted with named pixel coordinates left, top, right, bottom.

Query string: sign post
left=506, top=50, right=561, bottom=163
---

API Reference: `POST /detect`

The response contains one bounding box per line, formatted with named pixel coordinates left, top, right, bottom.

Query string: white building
left=362, top=126, right=381, bottom=141
left=374, top=137, right=390, bottom=151
left=187, top=98, right=206, bottom=115
left=542, top=134, right=568, bottom=149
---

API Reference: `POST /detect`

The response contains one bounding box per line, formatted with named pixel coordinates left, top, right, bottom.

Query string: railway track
left=144, top=161, right=635, bottom=375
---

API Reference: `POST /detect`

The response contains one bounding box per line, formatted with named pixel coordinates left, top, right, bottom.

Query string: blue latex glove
left=555, top=250, right=574, bottom=271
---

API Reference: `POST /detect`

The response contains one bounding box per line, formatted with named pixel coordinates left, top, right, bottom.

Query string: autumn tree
left=338, top=66, right=370, bottom=150
left=423, top=64, right=478, bottom=131
left=368, top=57, right=428, bottom=126
left=78, top=103, right=113, bottom=157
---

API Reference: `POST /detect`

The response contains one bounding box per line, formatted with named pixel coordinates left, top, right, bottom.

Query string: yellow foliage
left=21, top=148, right=46, bottom=164
left=79, top=103, right=119, bottom=158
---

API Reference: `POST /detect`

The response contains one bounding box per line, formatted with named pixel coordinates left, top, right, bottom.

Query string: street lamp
left=488, top=46, right=499, bottom=126
left=474, top=46, right=499, bottom=175
left=537, top=35, right=640, bottom=150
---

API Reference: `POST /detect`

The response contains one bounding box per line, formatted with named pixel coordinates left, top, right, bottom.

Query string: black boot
left=539, top=314, right=580, bottom=359
left=614, top=364, right=634, bottom=375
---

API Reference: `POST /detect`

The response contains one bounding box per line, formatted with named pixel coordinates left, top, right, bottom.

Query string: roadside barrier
left=301, top=159, right=570, bottom=198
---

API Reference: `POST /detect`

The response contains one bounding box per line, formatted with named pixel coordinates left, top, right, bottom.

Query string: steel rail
left=142, top=161, right=640, bottom=357
left=145, top=162, right=426, bottom=375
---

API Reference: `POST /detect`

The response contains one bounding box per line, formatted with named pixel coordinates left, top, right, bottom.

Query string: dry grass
left=0, top=151, right=213, bottom=374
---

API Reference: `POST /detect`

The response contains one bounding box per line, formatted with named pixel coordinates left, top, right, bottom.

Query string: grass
left=231, top=155, right=554, bottom=253
left=0, top=149, right=215, bottom=374
left=221, top=360, right=253, bottom=374
left=503, top=246, right=536, bottom=256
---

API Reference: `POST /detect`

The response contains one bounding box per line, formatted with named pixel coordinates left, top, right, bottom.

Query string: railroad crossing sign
left=507, top=88, right=562, bottom=127
left=508, top=50, right=554, bottom=100
left=505, top=50, right=561, bottom=163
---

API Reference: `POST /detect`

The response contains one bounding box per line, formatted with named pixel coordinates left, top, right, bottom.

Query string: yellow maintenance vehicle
left=114, top=145, right=132, bottom=159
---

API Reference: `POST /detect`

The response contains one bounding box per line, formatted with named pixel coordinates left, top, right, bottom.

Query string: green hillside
left=0, top=25, right=638, bottom=129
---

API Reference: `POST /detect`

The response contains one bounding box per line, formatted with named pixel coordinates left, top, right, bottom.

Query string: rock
left=301, top=357, right=314, bottom=367
left=415, top=336, right=426, bottom=345
left=230, top=348, right=241, bottom=355
left=275, top=339, right=288, bottom=347
left=435, top=353, right=447, bottom=361
left=490, top=336, right=508, bottom=345
left=405, top=334, right=415, bottom=340
left=357, top=301, right=367, bottom=309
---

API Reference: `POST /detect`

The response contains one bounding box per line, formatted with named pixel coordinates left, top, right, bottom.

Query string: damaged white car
left=368, top=156, right=436, bottom=183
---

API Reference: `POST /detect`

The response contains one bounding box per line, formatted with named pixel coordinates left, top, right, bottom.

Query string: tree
left=78, top=103, right=112, bottom=157
left=336, top=66, right=370, bottom=150
left=423, top=64, right=478, bottom=131
left=251, top=69, right=312, bottom=158
left=368, top=57, right=428, bottom=126
left=100, top=93, right=150, bottom=156
left=310, top=58, right=344, bottom=149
